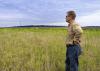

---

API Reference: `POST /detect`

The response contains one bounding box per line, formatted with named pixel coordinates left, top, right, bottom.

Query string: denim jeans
left=65, top=44, right=82, bottom=71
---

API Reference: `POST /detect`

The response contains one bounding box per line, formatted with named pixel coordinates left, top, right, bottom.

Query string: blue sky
left=0, top=0, right=100, bottom=27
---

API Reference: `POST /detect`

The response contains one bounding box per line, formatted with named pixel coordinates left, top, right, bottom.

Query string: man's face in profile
left=66, top=15, right=72, bottom=23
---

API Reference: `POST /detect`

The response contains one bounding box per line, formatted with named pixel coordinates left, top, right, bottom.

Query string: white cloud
left=0, top=13, right=25, bottom=20
left=77, top=10, right=100, bottom=26
left=48, top=22, right=66, bottom=26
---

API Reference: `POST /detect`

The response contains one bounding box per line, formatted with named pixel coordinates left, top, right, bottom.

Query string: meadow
left=0, top=27, right=100, bottom=71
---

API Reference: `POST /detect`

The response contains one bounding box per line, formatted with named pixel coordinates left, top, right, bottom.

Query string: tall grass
left=0, top=28, right=100, bottom=71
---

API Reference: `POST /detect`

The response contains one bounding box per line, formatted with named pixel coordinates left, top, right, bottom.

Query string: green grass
left=0, top=27, right=100, bottom=71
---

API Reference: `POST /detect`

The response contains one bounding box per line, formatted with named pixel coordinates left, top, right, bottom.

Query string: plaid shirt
left=66, top=22, right=83, bottom=45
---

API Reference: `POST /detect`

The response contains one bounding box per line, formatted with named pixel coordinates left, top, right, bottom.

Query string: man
left=65, top=11, right=83, bottom=71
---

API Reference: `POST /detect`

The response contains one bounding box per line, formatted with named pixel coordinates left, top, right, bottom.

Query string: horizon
left=1, top=24, right=100, bottom=28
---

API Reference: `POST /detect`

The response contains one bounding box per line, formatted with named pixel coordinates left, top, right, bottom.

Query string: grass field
left=0, top=27, right=100, bottom=71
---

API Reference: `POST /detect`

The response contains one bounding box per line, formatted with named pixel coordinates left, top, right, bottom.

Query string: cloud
left=0, top=13, right=25, bottom=20
left=77, top=10, right=100, bottom=26
left=0, top=0, right=100, bottom=27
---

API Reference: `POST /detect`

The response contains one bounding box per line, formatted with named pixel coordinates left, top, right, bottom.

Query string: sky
left=0, top=0, right=100, bottom=27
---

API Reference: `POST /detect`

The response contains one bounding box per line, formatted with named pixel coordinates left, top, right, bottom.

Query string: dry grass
left=0, top=28, right=100, bottom=71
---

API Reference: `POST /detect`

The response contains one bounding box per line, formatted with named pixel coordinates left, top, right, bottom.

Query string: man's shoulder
left=73, top=22, right=81, bottom=29
left=73, top=22, right=83, bottom=33
left=73, top=22, right=80, bottom=26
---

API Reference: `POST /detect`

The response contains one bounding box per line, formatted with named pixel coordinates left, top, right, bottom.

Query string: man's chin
left=66, top=20, right=69, bottom=22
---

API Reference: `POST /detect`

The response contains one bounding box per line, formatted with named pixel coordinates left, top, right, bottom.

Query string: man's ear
left=70, top=15, right=73, bottom=20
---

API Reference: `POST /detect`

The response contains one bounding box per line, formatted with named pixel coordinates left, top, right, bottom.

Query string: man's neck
left=68, top=20, right=75, bottom=26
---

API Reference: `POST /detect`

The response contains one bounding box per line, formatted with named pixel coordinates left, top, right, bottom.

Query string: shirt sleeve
left=73, top=24, right=83, bottom=43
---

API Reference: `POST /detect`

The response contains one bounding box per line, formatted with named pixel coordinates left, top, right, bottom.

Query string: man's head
left=66, top=11, right=76, bottom=23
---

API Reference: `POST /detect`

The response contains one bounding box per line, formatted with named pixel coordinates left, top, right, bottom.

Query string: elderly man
left=65, top=11, right=83, bottom=71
